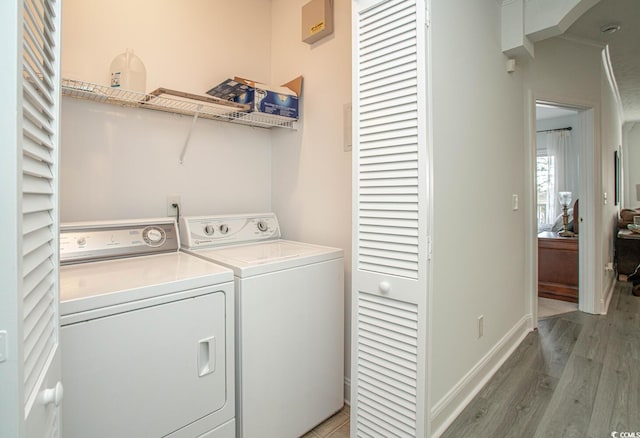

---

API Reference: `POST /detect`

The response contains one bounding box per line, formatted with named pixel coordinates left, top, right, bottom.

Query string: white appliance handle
left=197, top=336, right=216, bottom=377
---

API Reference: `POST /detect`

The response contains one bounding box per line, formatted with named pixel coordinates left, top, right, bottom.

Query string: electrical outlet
left=167, top=195, right=181, bottom=217
left=477, top=315, right=484, bottom=338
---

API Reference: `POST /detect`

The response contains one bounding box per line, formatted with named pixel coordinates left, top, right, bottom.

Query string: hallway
left=442, top=282, right=640, bottom=437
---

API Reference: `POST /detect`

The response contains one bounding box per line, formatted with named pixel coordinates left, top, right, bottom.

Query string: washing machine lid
left=60, top=252, right=233, bottom=317
left=185, top=239, right=343, bottom=277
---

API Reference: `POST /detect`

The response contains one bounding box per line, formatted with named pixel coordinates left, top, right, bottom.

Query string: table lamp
left=558, top=191, right=574, bottom=237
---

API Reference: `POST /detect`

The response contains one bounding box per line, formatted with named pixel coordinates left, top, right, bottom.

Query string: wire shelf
left=61, top=79, right=297, bottom=130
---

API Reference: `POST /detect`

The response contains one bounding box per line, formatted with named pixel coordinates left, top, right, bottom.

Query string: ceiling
left=564, top=0, right=640, bottom=122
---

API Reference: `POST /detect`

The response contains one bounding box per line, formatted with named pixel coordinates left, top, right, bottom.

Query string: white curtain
left=539, top=130, right=577, bottom=227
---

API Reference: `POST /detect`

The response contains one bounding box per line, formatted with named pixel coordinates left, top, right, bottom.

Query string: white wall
left=60, top=99, right=272, bottom=221
left=61, top=0, right=272, bottom=95
left=269, top=0, right=353, bottom=400
left=600, top=58, right=622, bottom=309
left=624, top=122, right=640, bottom=208
left=60, top=0, right=274, bottom=221
left=525, top=38, right=602, bottom=102
left=430, top=0, right=527, bottom=409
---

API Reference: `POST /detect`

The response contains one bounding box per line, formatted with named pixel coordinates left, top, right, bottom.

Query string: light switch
left=0, top=331, right=7, bottom=363
left=343, top=103, right=352, bottom=152
left=512, top=194, right=519, bottom=210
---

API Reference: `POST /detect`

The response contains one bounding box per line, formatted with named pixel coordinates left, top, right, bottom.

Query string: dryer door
left=61, top=287, right=229, bottom=437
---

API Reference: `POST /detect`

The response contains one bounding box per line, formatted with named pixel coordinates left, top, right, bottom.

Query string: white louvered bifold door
left=0, top=0, right=62, bottom=436
left=351, top=0, right=430, bottom=437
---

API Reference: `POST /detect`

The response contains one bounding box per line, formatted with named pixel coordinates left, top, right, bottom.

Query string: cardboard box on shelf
left=207, top=76, right=302, bottom=120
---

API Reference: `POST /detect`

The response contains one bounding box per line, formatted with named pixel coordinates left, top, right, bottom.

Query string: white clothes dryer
left=59, top=218, right=235, bottom=438
left=180, top=213, right=344, bottom=438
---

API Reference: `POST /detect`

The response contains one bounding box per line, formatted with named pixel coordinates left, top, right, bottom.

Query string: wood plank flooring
left=442, top=282, right=640, bottom=438
left=302, top=405, right=350, bottom=438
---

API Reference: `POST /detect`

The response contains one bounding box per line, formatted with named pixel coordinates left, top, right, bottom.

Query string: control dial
left=219, top=224, right=229, bottom=235
left=143, top=226, right=166, bottom=247
left=256, top=220, right=268, bottom=232
left=204, top=225, right=215, bottom=236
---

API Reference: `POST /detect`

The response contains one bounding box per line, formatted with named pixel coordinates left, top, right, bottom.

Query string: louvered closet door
left=352, top=0, right=430, bottom=437
left=0, top=0, right=62, bottom=436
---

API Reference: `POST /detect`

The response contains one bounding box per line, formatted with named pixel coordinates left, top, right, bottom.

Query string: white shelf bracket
left=179, top=105, right=202, bottom=164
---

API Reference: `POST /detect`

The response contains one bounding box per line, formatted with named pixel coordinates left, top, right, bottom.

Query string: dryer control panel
left=60, top=218, right=180, bottom=264
left=180, top=213, right=281, bottom=248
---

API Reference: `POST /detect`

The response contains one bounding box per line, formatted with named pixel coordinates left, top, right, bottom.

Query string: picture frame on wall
left=615, top=149, right=620, bottom=206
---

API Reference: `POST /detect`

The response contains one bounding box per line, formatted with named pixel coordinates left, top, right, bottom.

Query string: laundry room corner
left=269, top=0, right=354, bottom=404
left=61, top=0, right=353, bottom=415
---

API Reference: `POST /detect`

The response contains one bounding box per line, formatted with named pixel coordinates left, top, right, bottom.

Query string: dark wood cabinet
left=616, top=230, right=640, bottom=276
left=538, top=232, right=578, bottom=303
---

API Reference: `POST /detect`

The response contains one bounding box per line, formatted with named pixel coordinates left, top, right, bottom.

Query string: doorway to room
left=534, top=101, right=592, bottom=319
left=535, top=102, right=580, bottom=317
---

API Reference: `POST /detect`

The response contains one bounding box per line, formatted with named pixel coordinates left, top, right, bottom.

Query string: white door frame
left=0, top=1, right=22, bottom=435
left=526, top=91, right=601, bottom=325
left=0, top=1, right=63, bottom=436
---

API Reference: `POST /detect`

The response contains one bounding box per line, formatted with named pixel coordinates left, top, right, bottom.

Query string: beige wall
left=269, top=0, right=354, bottom=398
left=59, top=0, right=274, bottom=222
left=61, top=0, right=272, bottom=94
left=430, top=0, right=527, bottom=407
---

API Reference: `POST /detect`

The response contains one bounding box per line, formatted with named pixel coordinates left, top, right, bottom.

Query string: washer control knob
left=219, top=224, right=229, bottom=235
left=142, top=227, right=166, bottom=246
left=256, top=220, right=268, bottom=232
left=76, top=237, right=86, bottom=246
left=204, top=225, right=215, bottom=236
left=146, top=228, right=162, bottom=243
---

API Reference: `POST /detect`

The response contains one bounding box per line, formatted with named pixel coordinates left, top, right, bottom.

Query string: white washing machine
left=59, top=218, right=235, bottom=438
left=180, top=213, right=344, bottom=438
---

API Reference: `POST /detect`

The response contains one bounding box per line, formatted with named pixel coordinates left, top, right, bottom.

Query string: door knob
left=41, top=381, right=63, bottom=407
left=379, top=281, right=391, bottom=294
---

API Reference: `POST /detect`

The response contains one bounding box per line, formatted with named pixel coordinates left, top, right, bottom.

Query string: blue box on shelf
left=207, top=76, right=302, bottom=120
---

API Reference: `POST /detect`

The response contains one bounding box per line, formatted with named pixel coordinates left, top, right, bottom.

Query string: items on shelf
left=110, top=49, right=146, bottom=93
left=207, top=76, right=303, bottom=120
left=61, top=78, right=297, bottom=130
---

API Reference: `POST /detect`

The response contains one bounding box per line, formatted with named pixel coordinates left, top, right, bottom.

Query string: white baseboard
left=429, top=314, right=533, bottom=437
left=601, top=274, right=616, bottom=314
left=344, top=377, right=351, bottom=406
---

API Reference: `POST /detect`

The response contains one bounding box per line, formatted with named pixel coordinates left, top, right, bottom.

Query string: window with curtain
left=537, top=130, right=576, bottom=232
left=537, top=154, right=555, bottom=227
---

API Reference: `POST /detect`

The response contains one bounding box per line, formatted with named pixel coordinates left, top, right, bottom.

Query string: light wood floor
left=442, top=281, right=640, bottom=437
left=311, top=282, right=639, bottom=438
left=538, top=296, right=579, bottom=319
left=302, top=404, right=350, bottom=438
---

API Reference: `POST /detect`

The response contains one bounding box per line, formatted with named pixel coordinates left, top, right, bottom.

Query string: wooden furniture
left=616, top=230, right=640, bottom=276
left=538, top=231, right=578, bottom=303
